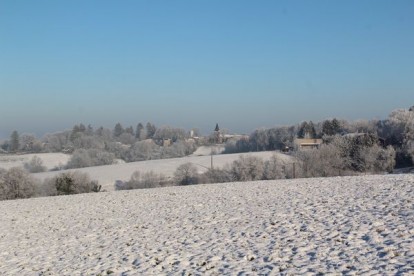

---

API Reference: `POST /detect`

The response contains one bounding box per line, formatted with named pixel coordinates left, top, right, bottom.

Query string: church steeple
left=214, top=123, right=222, bottom=143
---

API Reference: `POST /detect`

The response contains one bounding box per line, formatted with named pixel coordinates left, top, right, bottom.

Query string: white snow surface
left=0, top=174, right=413, bottom=275
left=190, top=145, right=226, bottom=156
left=33, top=151, right=290, bottom=191
left=0, top=153, right=70, bottom=171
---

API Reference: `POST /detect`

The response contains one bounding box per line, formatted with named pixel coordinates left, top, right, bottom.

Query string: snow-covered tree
left=0, top=167, right=35, bottom=200
left=9, top=130, right=19, bottom=152
left=113, top=123, right=124, bottom=138
left=174, top=163, right=199, bottom=185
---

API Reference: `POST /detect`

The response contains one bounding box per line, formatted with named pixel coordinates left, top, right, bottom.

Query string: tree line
left=224, top=106, right=414, bottom=168
left=1, top=122, right=200, bottom=169
left=1, top=105, right=413, bottom=172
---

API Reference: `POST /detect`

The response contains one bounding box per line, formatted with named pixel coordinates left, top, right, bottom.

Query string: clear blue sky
left=1, top=0, right=413, bottom=139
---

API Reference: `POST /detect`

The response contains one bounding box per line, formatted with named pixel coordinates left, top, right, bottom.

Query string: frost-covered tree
left=322, top=118, right=342, bottom=136
left=0, top=167, right=36, bottom=200
left=230, top=155, right=265, bottom=181
left=296, top=141, right=350, bottom=178
left=349, top=119, right=378, bottom=134
left=404, top=109, right=414, bottom=163
left=250, top=129, right=269, bottom=151
left=146, top=122, right=157, bottom=139
left=380, top=109, right=411, bottom=146
left=154, top=126, right=187, bottom=142
left=113, top=123, right=124, bottom=138
left=66, top=149, right=115, bottom=169
left=19, top=134, right=42, bottom=152
left=43, top=131, right=71, bottom=152
left=48, top=171, right=101, bottom=195
left=123, top=140, right=160, bottom=162
left=263, top=154, right=286, bottom=180
left=174, top=163, right=199, bottom=185
left=297, top=134, right=396, bottom=176
left=9, top=130, right=19, bottom=152
left=118, top=132, right=136, bottom=145
left=377, top=108, right=414, bottom=167
left=297, top=121, right=316, bottom=139
left=135, top=123, right=145, bottom=140
left=360, top=145, right=396, bottom=173
left=72, top=133, right=105, bottom=150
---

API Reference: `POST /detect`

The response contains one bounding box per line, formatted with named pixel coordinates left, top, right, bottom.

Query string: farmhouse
left=295, top=138, right=323, bottom=150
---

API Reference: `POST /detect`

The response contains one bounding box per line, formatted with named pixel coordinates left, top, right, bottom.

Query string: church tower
left=214, top=123, right=222, bottom=144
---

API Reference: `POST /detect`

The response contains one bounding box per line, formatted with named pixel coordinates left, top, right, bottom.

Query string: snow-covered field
left=33, top=151, right=290, bottom=191
left=0, top=153, right=70, bottom=171
left=0, top=174, right=413, bottom=275
left=190, top=145, right=226, bottom=156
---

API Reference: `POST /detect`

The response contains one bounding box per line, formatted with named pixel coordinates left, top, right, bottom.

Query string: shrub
left=174, top=163, right=199, bottom=185
left=49, top=171, right=101, bottom=195
left=0, top=167, right=36, bottom=200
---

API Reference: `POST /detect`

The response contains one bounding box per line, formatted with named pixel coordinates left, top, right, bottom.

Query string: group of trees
left=1, top=122, right=199, bottom=169
left=224, top=106, right=414, bottom=169
left=1, top=132, right=43, bottom=153
left=224, top=126, right=296, bottom=153
left=1, top=106, right=413, bottom=183
left=296, top=135, right=396, bottom=178
left=0, top=168, right=101, bottom=201
left=116, top=154, right=290, bottom=190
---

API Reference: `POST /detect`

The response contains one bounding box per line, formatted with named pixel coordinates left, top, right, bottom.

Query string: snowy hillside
left=0, top=174, right=413, bottom=275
